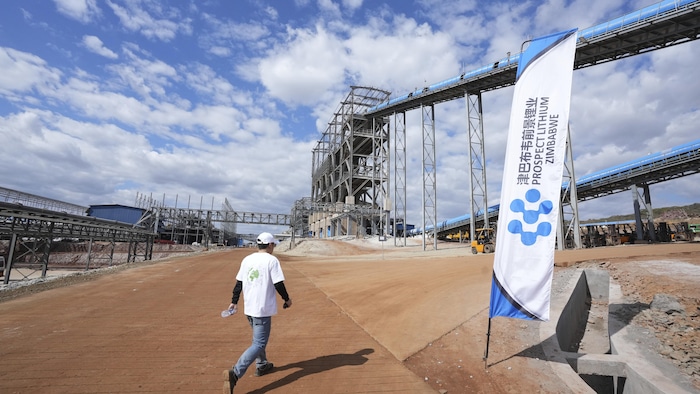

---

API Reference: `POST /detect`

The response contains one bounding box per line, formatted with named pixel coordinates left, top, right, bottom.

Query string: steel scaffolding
left=220, top=198, right=238, bottom=246
left=0, top=186, right=88, bottom=216
left=310, top=86, right=391, bottom=238
left=421, top=104, right=437, bottom=250
left=466, top=92, right=489, bottom=241
left=559, top=126, right=582, bottom=249
left=1, top=202, right=154, bottom=284
left=393, top=111, right=407, bottom=246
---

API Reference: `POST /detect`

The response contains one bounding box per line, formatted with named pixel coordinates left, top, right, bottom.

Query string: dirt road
left=0, top=240, right=698, bottom=393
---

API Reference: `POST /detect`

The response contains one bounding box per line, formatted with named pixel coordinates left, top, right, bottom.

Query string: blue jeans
left=233, top=316, right=271, bottom=378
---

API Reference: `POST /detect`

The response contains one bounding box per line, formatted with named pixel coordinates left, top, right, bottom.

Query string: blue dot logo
left=507, top=189, right=552, bottom=246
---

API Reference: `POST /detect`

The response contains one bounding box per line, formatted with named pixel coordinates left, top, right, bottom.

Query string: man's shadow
left=248, top=348, right=374, bottom=393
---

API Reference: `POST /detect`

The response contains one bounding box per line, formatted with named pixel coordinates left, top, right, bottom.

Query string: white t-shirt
left=236, top=251, right=285, bottom=317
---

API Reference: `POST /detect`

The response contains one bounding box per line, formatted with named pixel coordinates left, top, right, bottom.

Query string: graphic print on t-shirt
left=248, top=267, right=260, bottom=282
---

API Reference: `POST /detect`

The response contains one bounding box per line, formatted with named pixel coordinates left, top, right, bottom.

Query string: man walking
left=223, top=232, right=292, bottom=394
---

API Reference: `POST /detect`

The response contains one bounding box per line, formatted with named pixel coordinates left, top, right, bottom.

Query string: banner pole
left=483, top=317, right=492, bottom=369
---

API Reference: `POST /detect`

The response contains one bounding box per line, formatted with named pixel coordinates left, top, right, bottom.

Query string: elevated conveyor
left=365, top=0, right=700, bottom=117
left=417, top=138, right=700, bottom=237
left=572, top=139, right=700, bottom=201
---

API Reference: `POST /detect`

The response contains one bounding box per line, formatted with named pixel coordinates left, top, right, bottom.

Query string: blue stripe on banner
left=489, top=275, right=538, bottom=320
left=517, top=29, right=577, bottom=81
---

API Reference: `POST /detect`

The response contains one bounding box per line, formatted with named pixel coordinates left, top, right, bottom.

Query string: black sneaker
left=223, top=369, right=237, bottom=394
left=255, top=362, right=274, bottom=376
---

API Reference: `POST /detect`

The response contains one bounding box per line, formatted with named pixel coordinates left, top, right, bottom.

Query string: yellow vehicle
left=471, top=228, right=495, bottom=254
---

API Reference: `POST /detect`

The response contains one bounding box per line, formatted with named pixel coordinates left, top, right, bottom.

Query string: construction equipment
left=691, top=223, right=700, bottom=241
left=471, top=228, right=495, bottom=254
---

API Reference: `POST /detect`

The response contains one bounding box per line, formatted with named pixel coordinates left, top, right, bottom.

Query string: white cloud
left=55, top=76, right=154, bottom=126
left=342, top=0, right=363, bottom=11
left=202, top=14, right=270, bottom=43
left=108, top=46, right=178, bottom=100
left=534, top=0, right=627, bottom=34
left=264, top=6, right=278, bottom=20
left=1, top=42, right=289, bottom=152
left=106, top=0, right=192, bottom=41
left=254, top=13, right=461, bottom=108
left=0, top=107, right=311, bottom=212
left=258, top=25, right=347, bottom=106
left=0, top=110, right=148, bottom=201
left=199, top=13, right=271, bottom=56
left=181, top=63, right=255, bottom=109
left=0, top=47, right=62, bottom=98
left=207, top=46, right=231, bottom=57
left=81, top=35, right=118, bottom=59
left=318, top=0, right=341, bottom=15
left=53, top=0, right=100, bottom=23
left=345, top=15, right=460, bottom=91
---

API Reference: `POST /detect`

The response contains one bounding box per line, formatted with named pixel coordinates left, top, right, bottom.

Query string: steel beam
left=421, top=104, right=437, bottom=250
left=466, top=92, right=489, bottom=241
left=559, top=125, right=582, bottom=249
left=393, top=111, right=407, bottom=246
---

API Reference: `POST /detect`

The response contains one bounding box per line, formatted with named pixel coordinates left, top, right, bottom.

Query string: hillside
left=582, top=202, right=700, bottom=224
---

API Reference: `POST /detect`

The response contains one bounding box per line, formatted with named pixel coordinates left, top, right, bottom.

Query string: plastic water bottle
left=221, top=308, right=236, bottom=318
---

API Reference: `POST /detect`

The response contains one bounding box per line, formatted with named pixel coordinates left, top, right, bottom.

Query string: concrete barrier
left=541, top=268, right=695, bottom=394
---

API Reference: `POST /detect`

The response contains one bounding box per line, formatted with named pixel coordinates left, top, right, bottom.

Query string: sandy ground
left=0, top=238, right=698, bottom=393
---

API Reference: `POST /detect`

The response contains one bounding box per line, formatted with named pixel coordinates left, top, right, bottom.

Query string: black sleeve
left=274, top=281, right=290, bottom=302
left=231, top=280, right=243, bottom=304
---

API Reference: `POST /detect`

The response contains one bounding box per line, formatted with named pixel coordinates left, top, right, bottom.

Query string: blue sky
left=1, top=0, right=699, bottom=234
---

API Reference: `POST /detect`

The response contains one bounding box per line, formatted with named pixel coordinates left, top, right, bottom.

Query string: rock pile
left=634, top=294, right=699, bottom=381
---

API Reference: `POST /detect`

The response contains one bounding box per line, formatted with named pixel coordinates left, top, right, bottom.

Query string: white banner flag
left=489, top=29, right=577, bottom=321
